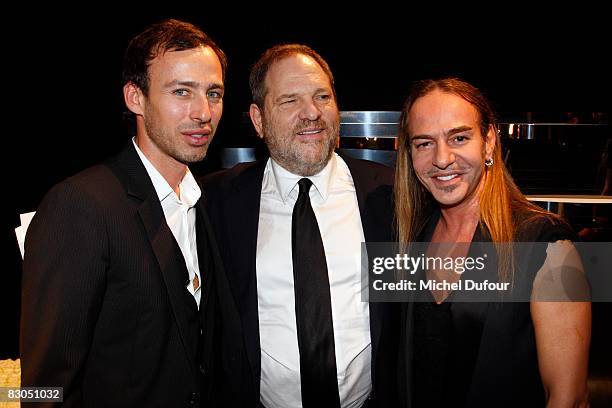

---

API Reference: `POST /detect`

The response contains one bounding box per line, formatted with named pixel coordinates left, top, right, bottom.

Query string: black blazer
left=203, top=154, right=401, bottom=407
left=20, top=143, right=241, bottom=407
left=401, top=209, right=577, bottom=408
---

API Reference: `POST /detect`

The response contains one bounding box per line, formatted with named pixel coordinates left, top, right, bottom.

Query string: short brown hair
left=122, top=18, right=227, bottom=95
left=249, top=44, right=335, bottom=109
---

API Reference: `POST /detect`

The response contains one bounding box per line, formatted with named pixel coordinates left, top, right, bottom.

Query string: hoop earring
left=484, top=158, right=494, bottom=167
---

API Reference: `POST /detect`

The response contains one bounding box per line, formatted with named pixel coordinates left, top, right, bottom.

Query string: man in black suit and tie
left=203, top=44, right=400, bottom=408
left=20, top=19, right=243, bottom=407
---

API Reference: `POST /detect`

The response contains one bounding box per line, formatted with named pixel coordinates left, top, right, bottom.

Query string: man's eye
left=208, top=91, right=223, bottom=99
left=173, top=89, right=189, bottom=96
left=316, top=94, right=331, bottom=101
left=281, top=99, right=296, bottom=105
left=415, top=141, right=431, bottom=149
left=453, top=135, right=469, bottom=143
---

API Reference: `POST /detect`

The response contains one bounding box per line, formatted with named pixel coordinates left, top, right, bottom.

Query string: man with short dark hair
left=204, top=44, right=400, bottom=408
left=21, top=19, right=240, bottom=407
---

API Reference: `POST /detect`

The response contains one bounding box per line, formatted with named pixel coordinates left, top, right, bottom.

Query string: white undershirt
left=133, top=138, right=202, bottom=308
left=257, top=153, right=371, bottom=408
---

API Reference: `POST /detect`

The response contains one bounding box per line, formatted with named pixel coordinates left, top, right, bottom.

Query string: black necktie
left=292, top=178, right=341, bottom=408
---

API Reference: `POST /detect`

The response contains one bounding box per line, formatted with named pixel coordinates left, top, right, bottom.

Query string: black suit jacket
left=203, top=154, right=401, bottom=407
left=400, top=210, right=576, bottom=408
left=21, top=143, right=240, bottom=407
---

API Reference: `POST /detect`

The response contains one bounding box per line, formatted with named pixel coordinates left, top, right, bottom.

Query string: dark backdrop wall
left=3, top=8, right=610, bottom=357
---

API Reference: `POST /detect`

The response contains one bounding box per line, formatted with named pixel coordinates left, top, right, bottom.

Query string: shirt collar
left=177, top=169, right=201, bottom=207
left=269, top=153, right=337, bottom=205
left=132, top=137, right=201, bottom=206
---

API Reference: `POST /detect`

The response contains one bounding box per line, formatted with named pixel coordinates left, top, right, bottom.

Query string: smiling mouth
left=435, top=174, right=459, bottom=181
left=296, top=128, right=324, bottom=136
left=429, top=169, right=467, bottom=183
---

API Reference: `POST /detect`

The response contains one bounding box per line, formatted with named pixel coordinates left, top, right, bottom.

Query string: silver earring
left=485, top=158, right=494, bottom=167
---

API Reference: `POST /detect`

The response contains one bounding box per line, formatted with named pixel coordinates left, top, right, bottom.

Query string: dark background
left=3, top=9, right=610, bottom=358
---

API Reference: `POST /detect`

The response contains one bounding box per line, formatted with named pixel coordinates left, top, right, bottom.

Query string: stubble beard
left=263, top=118, right=339, bottom=177
left=144, top=108, right=212, bottom=165
left=423, top=164, right=486, bottom=207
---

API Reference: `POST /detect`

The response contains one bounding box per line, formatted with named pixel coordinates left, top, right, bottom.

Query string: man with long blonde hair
left=395, top=78, right=590, bottom=407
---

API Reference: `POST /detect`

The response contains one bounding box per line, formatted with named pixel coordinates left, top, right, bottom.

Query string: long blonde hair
left=394, top=78, right=556, bottom=282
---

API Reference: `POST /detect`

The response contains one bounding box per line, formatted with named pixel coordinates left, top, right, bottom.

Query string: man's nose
left=190, top=95, right=212, bottom=123
left=298, top=100, right=322, bottom=121
left=433, top=143, right=456, bottom=169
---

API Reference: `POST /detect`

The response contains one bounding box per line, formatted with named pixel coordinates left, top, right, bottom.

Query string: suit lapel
left=339, top=154, right=386, bottom=382
left=194, top=204, right=216, bottom=381
left=341, top=154, right=377, bottom=240
left=112, top=143, right=197, bottom=375
left=195, top=206, right=213, bottom=314
left=137, top=198, right=197, bottom=367
left=226, top=160, right=268, bottom=384
left=341, top=155, right=399, bottom=396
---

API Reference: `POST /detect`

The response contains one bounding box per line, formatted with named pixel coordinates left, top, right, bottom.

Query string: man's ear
left=249, top=103, right=264, bottom=139
left=123, top=82, right=145, bottom=116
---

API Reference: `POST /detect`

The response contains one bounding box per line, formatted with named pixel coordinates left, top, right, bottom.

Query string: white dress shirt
left=257, top=153, right=371, bottom=408
left=133, top=138, right=202, bottom=308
